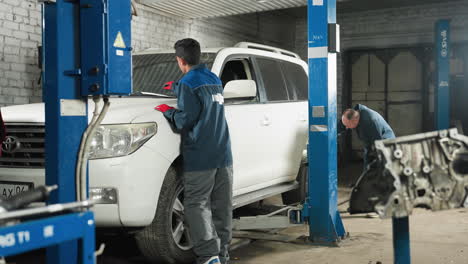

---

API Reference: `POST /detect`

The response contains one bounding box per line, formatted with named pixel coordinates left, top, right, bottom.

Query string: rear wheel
left=135, top=167, right=194, bottom=264
left=282, top=164, right=308, bottom=205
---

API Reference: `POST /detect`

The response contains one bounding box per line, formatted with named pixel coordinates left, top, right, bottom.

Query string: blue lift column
left=306, top=0, right=346, bottom=244
left=42, top=0, right=132, bottom=263
left=43, top=2, right=86, bottom=262
left=392, top=217, right=411, bottom=264
left=435, top=20, right=451, bottom=130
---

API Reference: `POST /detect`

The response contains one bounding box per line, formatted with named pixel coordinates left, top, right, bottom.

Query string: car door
left=214, top=56, right=274, bottom=195
left=279, top=59, right=309, bottom=176
left=253, top=57, right=308, bottom=181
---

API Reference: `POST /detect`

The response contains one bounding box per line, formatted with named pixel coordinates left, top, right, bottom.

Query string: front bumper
left=0, top=145, right=172, bottom=228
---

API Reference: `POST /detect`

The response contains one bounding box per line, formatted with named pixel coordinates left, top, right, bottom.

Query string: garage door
left=348, top=48, right=426, bottom=155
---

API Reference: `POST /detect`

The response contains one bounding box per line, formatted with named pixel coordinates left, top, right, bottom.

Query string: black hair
left=174, top=38, right=201, bottom=66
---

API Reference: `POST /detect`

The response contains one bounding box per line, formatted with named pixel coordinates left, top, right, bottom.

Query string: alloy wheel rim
left=171, top=186, right=192, bottom=251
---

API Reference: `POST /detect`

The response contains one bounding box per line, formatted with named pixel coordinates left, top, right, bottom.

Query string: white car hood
left=0, top=97, right=177, bottom=124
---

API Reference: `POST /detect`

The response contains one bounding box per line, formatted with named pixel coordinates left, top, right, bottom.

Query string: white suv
left=0, top=42, right=309, bottom=263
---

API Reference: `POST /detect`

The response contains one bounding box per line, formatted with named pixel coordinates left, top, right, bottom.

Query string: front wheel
left=135, top=166, right=194, bottom=264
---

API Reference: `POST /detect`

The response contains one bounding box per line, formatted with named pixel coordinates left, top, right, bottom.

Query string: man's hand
left=155, top=104, right=175, bottom=113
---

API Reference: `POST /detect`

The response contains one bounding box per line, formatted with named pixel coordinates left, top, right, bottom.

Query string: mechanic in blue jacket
left=155, top=38, right=232, bottom=264
left=341, top=104, right=395, bottom=168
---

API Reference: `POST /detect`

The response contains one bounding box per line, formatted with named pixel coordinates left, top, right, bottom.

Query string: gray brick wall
left=0, top=2, right=296, bottom=106
left=339, top=1, right=468, bottom=50
left=294, top=0, right=468, bottom=113
left=0, top=0, right=41, bottom=106
left=132, top=3, right=295, bottom=52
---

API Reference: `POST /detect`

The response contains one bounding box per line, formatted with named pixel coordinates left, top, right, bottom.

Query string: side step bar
left=233, top=181, right=299, bottom=209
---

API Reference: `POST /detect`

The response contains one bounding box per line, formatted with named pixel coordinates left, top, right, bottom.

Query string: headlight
left=88, top=123, right=157, bottom=159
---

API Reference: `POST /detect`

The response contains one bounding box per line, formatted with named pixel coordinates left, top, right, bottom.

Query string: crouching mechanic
left=155, top=38, right=233, bottom=264
left=341, top=104, right=395, bottom=169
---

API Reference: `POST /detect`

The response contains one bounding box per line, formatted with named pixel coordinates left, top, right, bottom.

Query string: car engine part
left=349, top=129, right=468, bottom=218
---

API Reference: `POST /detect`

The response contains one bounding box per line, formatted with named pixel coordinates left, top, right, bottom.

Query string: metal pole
left=435, top=20, right=450, bottom=130
left=43, top=1, right=86, bottom=263
left=306, top=0, right=346, bottom=244
left=392, top=217, right=411, bottom=264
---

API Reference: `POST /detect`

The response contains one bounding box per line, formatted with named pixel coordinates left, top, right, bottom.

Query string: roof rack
left=234, top=42, right=301, bottom=59
left=143, top=48, right=164, bottom=52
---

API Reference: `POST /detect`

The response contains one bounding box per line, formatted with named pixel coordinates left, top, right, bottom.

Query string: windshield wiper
left=131, top=91, right=174, bottom=98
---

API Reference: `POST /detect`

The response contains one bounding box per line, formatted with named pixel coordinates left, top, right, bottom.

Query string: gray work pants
left=184, top=167, right=233, bottom=264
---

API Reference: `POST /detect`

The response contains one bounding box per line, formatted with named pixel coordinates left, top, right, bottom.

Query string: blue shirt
left=164, top=64, right=233, bottom=172
left=354, top=104, right=395, bottom=149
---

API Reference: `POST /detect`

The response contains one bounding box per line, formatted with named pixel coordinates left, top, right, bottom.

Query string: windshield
left=132, top=53, right=216, bottom=97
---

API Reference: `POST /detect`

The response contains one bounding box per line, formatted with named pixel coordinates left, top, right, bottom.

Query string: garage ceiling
left=138, top=0, right=308, bottom=18
left=138, top=0, right=463, bottom=18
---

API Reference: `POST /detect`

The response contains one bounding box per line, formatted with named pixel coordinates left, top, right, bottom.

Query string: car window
left=132, top=53, right=216, bottom=97
left=220, top=58, right=259, bottom=104
left=220, top=59, right=252, bottom=87
left=255, top=58, right=289, bottom=102
left=281, top=61, right=308, bottom=101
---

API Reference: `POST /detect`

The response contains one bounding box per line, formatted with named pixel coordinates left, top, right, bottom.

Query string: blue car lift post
left=435, top=19, right=451, bottom=131
left=0, top=1, right=132, bottom=263
left=305, top=0, right=346, bottom=245
left=228, top=0, right=348, bottom=243
left=307, top=2, right=451, bottom=263
left=387, top=20, right=451, bottom=264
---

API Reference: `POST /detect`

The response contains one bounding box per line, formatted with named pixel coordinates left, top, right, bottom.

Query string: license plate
left=0, top=181, right=33, bottom=200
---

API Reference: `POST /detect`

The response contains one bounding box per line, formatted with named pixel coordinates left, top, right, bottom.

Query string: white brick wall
left=0, top=2, right=296, bottom=106
left=0, top=0, right=41, bottom=106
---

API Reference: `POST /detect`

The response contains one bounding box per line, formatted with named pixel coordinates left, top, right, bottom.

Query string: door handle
left=262, top=117, right=271, bottom=126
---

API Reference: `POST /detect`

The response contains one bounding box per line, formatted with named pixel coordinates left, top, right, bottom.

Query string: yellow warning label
left=113, top=32, right=126, bottom=49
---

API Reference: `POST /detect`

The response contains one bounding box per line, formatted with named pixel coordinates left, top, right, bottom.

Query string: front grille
left=0, top=123, right=45, bottom=168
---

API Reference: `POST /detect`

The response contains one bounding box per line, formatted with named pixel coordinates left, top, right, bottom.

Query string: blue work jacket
left=354, top=104, right=395, bottom=149
left=164, top=64, right=233, bottom=172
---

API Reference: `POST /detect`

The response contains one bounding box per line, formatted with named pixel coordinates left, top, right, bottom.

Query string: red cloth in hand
left=163, top=81, right=174, bottom=90
left=155, top=104, right=175, bottom=113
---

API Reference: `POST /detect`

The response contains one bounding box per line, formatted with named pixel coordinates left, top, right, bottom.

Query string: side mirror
left=224, top=80, right=257, bottom=99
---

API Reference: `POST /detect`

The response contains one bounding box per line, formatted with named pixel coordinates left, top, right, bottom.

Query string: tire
left=135, top=166, right=195, bottom=264
left=281, top=164, right=308, bottom=205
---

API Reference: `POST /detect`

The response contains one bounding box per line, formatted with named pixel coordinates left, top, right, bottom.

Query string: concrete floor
left=228, top=163, right=468, bottom=264
left=230, top=208, right=468, bottom=264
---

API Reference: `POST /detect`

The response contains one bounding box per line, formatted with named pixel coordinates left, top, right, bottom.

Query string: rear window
left=256, top=58, right=289, bottom=102
left=281, top=61, right=308, bottom=101
left=132, top=53, right=216, bottom=97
